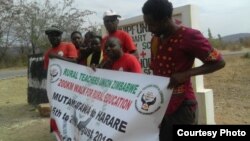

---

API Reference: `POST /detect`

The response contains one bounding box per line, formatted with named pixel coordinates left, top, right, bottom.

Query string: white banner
left=47, top=59, right=172, bottom=141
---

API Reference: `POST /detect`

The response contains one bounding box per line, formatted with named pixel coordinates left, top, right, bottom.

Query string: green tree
left=208, top=28, right=213, bottom=40
left=207, top=28, right=218, bottom=48
left=0, top=0, right=97, bottom=67
left=206, top=29, right=224, bottom=50
left=217, top=34, right=225, bottom=50
left=0, top=0, right=18, bottom=60
left=217, top=34, right=222, bottom=42
left=13, top=0, right=95, bottom=54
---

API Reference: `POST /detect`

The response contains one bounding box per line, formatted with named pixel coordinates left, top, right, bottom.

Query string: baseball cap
left=103, top=10, right=121, bottom=19
left=45, top=25, right=63, bottom=35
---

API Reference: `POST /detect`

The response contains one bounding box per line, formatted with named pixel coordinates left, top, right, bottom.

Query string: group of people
left=44, top=0, right=226, bottom=141
left=44, top=9, right=141, bottom=74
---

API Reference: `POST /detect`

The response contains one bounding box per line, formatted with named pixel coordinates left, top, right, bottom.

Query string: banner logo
left=49, top=64, right=62, bottom=83
left=135, top=85, right=164, bottom=115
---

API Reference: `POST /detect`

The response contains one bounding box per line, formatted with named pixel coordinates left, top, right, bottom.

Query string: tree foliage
left=0, top=0, right=19, bottom=59
left=16, top=0, right=96, bottom=53
left=208, top=28, right=213, bottom=40
left=0, top=0, right=97, bottom=68
left=0, top=0, right=96, bottom=57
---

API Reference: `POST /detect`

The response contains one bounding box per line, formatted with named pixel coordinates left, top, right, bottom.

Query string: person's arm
left=123, top=31, right=139, bottom=60
left=168, top=28, right=226, bottom=89
left=48, top=53, right=77, bottom=63
left=129, top=50, right=139, bottom=60
left=129, top=55, right=142, bottom=73
left=168, top=59, right=225, bottom=89
left=97, top=58, right=113, bottom=69
left=90, top=58, right=113, bottom=72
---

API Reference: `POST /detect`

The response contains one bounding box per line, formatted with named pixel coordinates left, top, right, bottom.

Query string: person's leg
left=159, top=117, right=173, bottom=141
left=159, top=102, right=197, bottom=141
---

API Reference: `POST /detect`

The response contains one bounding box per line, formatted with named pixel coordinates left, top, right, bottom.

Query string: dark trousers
left=159, top=100, right=197, bottom=141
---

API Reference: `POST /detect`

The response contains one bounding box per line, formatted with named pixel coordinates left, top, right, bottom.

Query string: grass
left=0, top=77, right=55, bottom=141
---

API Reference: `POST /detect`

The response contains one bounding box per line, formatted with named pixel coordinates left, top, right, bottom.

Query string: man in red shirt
left=44, top=25, right=78, bottom=70
left=100, top=37, right=141, bottom=73
left=100, top=10, right=139, bottom=68
left=71, top=31, right=93, bottom=65
left=142, top=0, right=226, bottom=141
left=44, top=25, right=78, bottom=138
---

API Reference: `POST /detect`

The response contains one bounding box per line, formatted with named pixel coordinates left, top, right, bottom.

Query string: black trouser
left=159, top=100, right=197, bottom=141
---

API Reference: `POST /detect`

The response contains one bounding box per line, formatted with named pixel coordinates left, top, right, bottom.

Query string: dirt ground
left=0, top=54, right=249, bottom=141
left=204, top=54, right=250, bottom=124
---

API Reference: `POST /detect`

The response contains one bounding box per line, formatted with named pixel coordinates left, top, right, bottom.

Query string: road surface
left=0, top=68, right=27, bottom=80
left=221, top=50, right=249, bottom=56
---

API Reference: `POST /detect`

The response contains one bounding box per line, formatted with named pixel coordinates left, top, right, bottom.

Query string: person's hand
left=168, top=72, right=190, bottom=89
left=79, top=45, right=92, bottom=51
left=48, top=53, right=58, bottom=59
left=90, top=64, right=97, bottom=72
left=99, top=59, right=113, bottom=69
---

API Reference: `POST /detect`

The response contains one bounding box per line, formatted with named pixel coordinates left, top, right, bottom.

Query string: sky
left=73, top=0, right=250, bottom=37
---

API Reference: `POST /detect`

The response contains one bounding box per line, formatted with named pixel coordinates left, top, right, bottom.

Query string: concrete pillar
left=196, top=89, right=216, bottom=124
left=193, top=59, right=216, bottom=124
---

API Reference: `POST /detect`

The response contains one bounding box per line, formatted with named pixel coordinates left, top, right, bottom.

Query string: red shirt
left=150, top=26, right=223, bottom=115
left=112, top=53, right=142, bottom=73
left=46, top=42, right=78, bottom=134
left=43, top=42, right=78, bottom=70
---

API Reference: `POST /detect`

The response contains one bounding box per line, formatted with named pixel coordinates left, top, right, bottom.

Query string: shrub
left=0, top=54, right=28, bottom=69
left=242, top=52, right=250, bottom=59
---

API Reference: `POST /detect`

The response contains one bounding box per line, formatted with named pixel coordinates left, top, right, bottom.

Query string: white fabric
left=103, top=9, right=121, bottom=18
left=47, top=59, right=173, bottom=141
